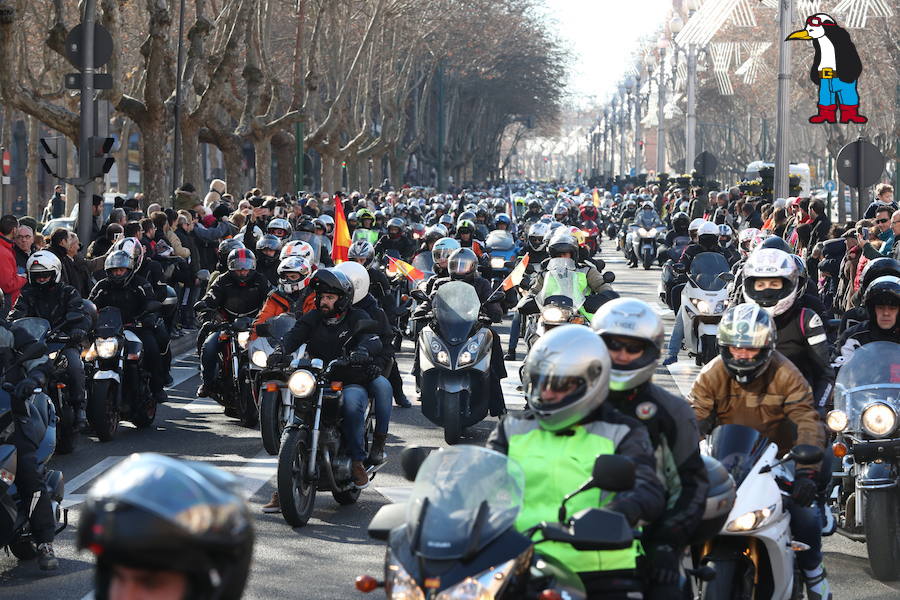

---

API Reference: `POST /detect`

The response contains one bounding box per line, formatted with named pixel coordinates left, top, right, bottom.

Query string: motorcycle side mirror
left=18, top=341, right=49, bottom=365
left=791, top=444, right=824, bottom=465
left=718, top=272, right=735, bottom=283
left=196, top=269, right=211, bottom=281
left=411, top=289, right=429, bottom=303
left=602, top=271, right=616, bottom=284
left=255, top=322, right=271, bottom=338
left=400, top=446, right=432, bottom=482
left=367, top=503, right=407, bottom=541
left=673, top=263, right=686, bottom=273
left=591, top=454, right=635, bottom=492
left=486, top=290, right=505, bottom=304
left=540, top=508, right=634, bottom=551
left=234, top=316, right=253, bottom=329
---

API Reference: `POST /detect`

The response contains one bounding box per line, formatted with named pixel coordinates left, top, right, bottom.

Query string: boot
left=394, top=395, right=412, bottom=408
left=808, top=104, right=837, bottom=124
left=75, top=408, right=89, bottom=433
left=261, top=491, right=280, bottom=513
left=803, top=565, right=832, bottom=600
left=351, top=461, right=370, bottom=488
left=367, top=432, right=388, bottom=466
left=37, top=543, right=58, bottom=571
left=504, top=350, right=517, bottom=361
left=839, top=104, right=867, bottom=124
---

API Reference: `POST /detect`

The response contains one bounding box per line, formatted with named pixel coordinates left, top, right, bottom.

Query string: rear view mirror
left=592, top=455, right=635, bottom=492
left=367, top=503, right=406, bottom=541
left=602, top=271, right=616, bottom=284
left=411, top=289, right=429, bottom=303
left=541, top=508, right=634, bottom=551
left=400, top=446, right=431, bottom=482
left=791, top=444, right=824, bottom=465
left=718, top=272, right=735, bottom=283
left=673, top=263, right=685, bottom=273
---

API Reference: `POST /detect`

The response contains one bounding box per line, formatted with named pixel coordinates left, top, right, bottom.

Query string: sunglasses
left=876, top=218, right=889, bottom=224
left=603, top=337, right=645, bottom=354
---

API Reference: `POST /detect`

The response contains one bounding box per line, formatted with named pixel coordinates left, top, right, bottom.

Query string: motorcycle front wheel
left=238, top=367, right=258, bottom=428
left=277, top=427, right=316, bottom=527
left=130, top=370, right=157, bottom=429
left=88, top=380, right=120, bottom=442
left=699, top=334, right=719, bottom=366
left=55, top=389, right=77, bottom=455
left=259, top=389, right=284, bottom=455
left=442, top=391, right=462, bottom=445
left=864, top=489, right=900, bottom=580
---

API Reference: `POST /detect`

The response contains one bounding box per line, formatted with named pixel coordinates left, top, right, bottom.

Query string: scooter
left=632, top=225, right=662, bottom=270
left=696, top=424, right=824, bottom=599
left=677, top=253, right=732, bottom=366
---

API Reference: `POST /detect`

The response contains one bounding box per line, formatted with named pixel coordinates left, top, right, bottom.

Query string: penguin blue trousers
left=818, top=78, right=859, bottom=106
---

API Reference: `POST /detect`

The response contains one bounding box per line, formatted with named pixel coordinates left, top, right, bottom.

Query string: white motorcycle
left=631, top=225, right=662, bottom=270
left=697, top=424, right=824, bottom=599
left=677, top=252, right=732, bottom=365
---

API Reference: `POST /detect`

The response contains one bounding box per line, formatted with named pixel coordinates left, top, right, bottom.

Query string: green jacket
left=486, top=405, right=664, bottom=575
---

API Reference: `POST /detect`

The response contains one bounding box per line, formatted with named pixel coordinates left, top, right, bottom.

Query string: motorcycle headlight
left=48, top=351, right=59, bottom=361
left=96, top=337, right=119, bottom=359
left=385, top=557, right=425, bottom=600
left=237, top=331, right=251, bottom=349
left=490, top=257, right=506, bottom=269
left=726, top=505, right=776, bottom=532
left=862, top=403, right=897, bottom=438
left=826, top=410, right=848, bottom=433
left=690, top=298, right=712, bottom=314
left=252, top=350, right=269, bottom=368
left=425, top=332, right=450, bottom=366
left=457, top=333, right=487, bottom=367
left=288, top=370, right=316, bottom=398
left=435, top=558, right=516, bottom=600
left=541, top=305, right=571, bottom=324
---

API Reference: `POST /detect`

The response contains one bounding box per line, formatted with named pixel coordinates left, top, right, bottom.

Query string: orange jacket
left=250, top=290, right=316, bottom=339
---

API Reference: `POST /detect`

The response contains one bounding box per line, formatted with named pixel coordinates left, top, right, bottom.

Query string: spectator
left=123, top=221, right=143, bottom=239
left=808, top=199, right=831, bottom=249
left=49, top=185, right=66, bottom=219
left=91, top=194, right=104, bottom=242
left=123, top=197, right=143, bottom=221
left=48, top=228, right=79, bottom=291
left=891, top=210, right=900, bottom=261
left=33, top=232, right=46, bottom=251
left=13, top=225, right=34, bottom=273
left=872, top=205, right=896, bottom=256
left=203, top=179, right=227, bottom=209
left=67, top=232, right=92, bottom=298
left=87, top=223, right=123, bottom=259
left=741, top=201, right=763, bottom=229
left=0, top=214, right=26, bottom=311
left=863, top=183, right=896, bottom=219
left=151, top=211, right=190, bottom=260
left=174, top=182, right=197, bottom=211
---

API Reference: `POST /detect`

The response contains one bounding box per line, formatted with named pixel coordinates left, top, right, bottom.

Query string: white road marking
left=665, top=361, right=702, bottom=399
left=375, top=486, right=412, bottom=504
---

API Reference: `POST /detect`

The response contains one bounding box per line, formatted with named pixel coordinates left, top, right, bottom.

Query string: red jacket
left=0, top=235, right=25, bottom=307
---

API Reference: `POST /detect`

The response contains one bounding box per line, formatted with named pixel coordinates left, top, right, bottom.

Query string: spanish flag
left=332, top=197, right=352, bottom=264
left=502, top=254, right=530, bottom=291
left=386, top=255, right=426, bottom=282
left=592, top=188, right=601, bottom=208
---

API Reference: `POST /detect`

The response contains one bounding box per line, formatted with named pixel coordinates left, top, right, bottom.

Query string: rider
left=374, top=217, right=415, bottom=260
left=9, top=250, right=91, bottom=430
left=522, top=199, right=544, bottom=225
left=251, top=256, right=315, bottom=339
left=832, top=276, right=900, bottom=368
left=690, top=304, right=831, bottom=600
left=680, top=221, right=726, bottom=272
left=528, top=230, right=612, bottom=313
left=505, top=222, right=551, bottom=361
left=255, top=234, right=282, bottom=286
left=89, top=248, right=167, bottom=403
left=76, top=453, right=254, bottom=599
left=718, top=224, right=740, bottom=265
left=488, top=325, right=665, bottom=599
left=195, top=249, right=270, bottom=398
left=279, top=269, right=384, bottom=488
left=593, top=299, right=709, bottom=600
left=635, top=201, right=663, bottom=230
left=663, top=211, right=690, bottom=248
left=352, top=209, right=380, bottom=245
left=455, top=219, right=485, bottom=257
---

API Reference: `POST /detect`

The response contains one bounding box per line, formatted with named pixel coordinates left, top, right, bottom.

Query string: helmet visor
left=526, top=373, right=587, bottom=412
left=448, top=254, right=477, bottom=277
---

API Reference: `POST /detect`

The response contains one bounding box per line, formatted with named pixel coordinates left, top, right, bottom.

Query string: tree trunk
left=390, top=154, right=403, bottom=190
left=221, top=139, right=244, bottom=193
left=253, top=135, right=272, bottom=193
left=272, top=132, right=295, bottom=195
left=115, top=121, right=131, bottom=195
left=180, top=122, right=201, bottom=193
left=139, top=118, right=167, bottom=207
left=26, top=117, right=41, bottom=218
left=320, top=154, right=335, bottom=194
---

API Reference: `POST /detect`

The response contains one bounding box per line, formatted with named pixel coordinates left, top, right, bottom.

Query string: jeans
left=789, top=501, right=823, bottom=571
left=62, top=347, right=86, bottom=411
left=200, top=332, right=223, bottom=387
left=340, top=384, right=369, bottom=461
left=508, top=312, right=522, bottom=353
left=818, top=77, right=859, bottom=106
left=666, top=309, right=685, bottom=358
left=366, top=375, right=392, bottom=435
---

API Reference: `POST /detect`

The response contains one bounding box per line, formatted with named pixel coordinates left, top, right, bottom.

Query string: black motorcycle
left=207, top=316, right=257, bottom=427
left=253, top=314, right=299, bottom=455
left=84, top=306, right=157, bottom=441
left=356, top=445, right=636, bottom=599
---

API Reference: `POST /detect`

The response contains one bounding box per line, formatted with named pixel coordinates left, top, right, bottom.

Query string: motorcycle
left=677, top=253, right=732, bottom=366
left=251, top=314, right=302, bottom=455
left=696, top=424, right=823, bottom=599
left=0, top=337, right=67, bottom=561
left=84, top=306, right=158, bottom=441
left=485, top=230, right=519, bottom=290
left=631, top=224, right=662, bottom=270
left=580, top=220, right=600, bottom=255
left=356, top=445, right=637, bottom=600
left=274, top=319, right=385, bottom=527
left=826, top=341, right=900, bottom=580
left=413, top=281, right=498, bottom=445
left=207, top=316, right=257, bottom=427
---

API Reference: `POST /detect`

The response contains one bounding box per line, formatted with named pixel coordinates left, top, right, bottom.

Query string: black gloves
left=267, top=350, right=284, bottom=367
left=791, top=469, right=818, bottom=507
left=349, top=349, right=371, bottom=365
left=69, top=329, right=87, bottom=343
left=647, top=543, right=681, bottom=586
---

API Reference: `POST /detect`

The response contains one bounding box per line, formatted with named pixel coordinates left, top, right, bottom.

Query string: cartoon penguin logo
left=787, top=13, right=866, bottom=124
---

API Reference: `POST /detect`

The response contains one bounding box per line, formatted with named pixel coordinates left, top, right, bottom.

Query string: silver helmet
left=591, top=298, right=663, bottom=391
left=522, top=325, right=611, bottom=432
left=718, top=303, right=777, bottom=384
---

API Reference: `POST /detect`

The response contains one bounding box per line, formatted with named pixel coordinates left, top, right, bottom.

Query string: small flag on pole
left=386, top=255, right=426, bottom=282
left=592, top=188, right=601, bottom=208
left=332, top=197, right=352, bottom=264
left=502, top=254, right=530, bottom=291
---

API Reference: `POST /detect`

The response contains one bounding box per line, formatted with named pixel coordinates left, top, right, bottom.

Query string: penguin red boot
left=839, top=105, right=867, bottom=124
left=808, top=104, right=837, bottom=124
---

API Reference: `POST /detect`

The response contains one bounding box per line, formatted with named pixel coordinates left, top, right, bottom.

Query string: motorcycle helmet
left=791, top=254, right=809, bottom=295
left=672, top=212, right=690, bottom=232
left=387, top=217, right=405, bottom=238
left=591, top=298, right=664, bottom=391
left=312, top=218, right=327, bottom=235
left=742, top=249, right=799, bottom=316
left=863, top=276, right=900, bottom=332
left=348, top=239, right=375, bottom=267
left=748, top=231, right=771, bottom=254
left=217, top=238, right=245, bottom=265
left=111, top=237, right=146, bottom=275
left=279, top=240, right=315, bottom=262
left=522, top=324, right=611, bottom=432
left=527, top=199, right=542, bottom=212
left=718, top=224, right=733, bottom=248
left=718, top=303, right=777, bottom=384
left=759, top=236, right=792, bottom=254
left=25, top=250, right=62, bottom=287
left=374, top=210, right=387, bottom=226
left=688, top=218, right=706, bottom=242
left=347, top=211, right=358, bottom=226
left=431, top=237, right=461, bottom=269
left=255, top=234, right=282, bottom=256
left=311, top=268, right=354, bottom=317
left=103, top=250, right=136, bottom=287
left=528, top=222, right=550, bottom=251
left=580, top=205, right=598, bottom=221
left=859, top=257, right=900, bottom=293
left=318, top=214, right=335, bottom=235
left=738, top=227, right=760, bottom=258
left=227, top=248, right=257, bottom=283
left=335, top=260, right=371, bottom=305
left=640, top=201, right=654, bottom=212
left=266, top=218, right=292, bottom=240
left=356, top=208, right=374, bottom=228
left=447, top=248, right=478, bottom=281
left=494, top=214, right=511, bottom=229
left=277, top=256, right=313, bottom=295
left=423, top=226, right=444, bottom=246
left=553, top=203, right=569, bottom=221
left=456, top=219, right=476, bottom=238
left=697, top=221, right=720, bottom=249
left=547, top=230, right=578, bottom=258
left=76, top=453, right=254, bottom=600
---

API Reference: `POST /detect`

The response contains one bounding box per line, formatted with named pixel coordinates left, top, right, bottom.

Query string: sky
left=539, top=0, right=671, bottom=106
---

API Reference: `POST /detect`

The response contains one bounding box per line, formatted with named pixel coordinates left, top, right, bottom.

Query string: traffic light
left=88, top=136, right=115, bottom=178
left=39, top=137, right=68, bottom=178
left=341, top=160, right=347, bottom=169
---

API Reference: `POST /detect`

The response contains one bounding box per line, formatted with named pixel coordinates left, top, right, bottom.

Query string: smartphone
left=113, top=232, right=123, bottom=243
left=860, top=228, right=869, bottom=241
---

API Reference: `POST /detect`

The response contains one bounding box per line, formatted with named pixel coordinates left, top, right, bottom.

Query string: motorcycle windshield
left=538, top=258, right=585, bottom=311
left=707, top=424, right=770, bottom=486
left=9, top=318, right=51, bottom=343
left=289, top=231, right=323, bottom=262
left=406, top=446, right=525, bottom=560
left=412, top=252, right=435, bottom=277
left=834, top=341, right=900, bottom=433
left=432, top=281, right=480, bottom=345
left=96, top=307, right=124, bottom=333
left=690, top=253, right=730, bottom=291
left=264, top=314, right=297, bottom=341
left=486, top=230, right=515, bottom=251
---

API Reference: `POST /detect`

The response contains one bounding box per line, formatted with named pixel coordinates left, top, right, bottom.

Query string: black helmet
left=759, top=236, right=793, bottom=254
left=76, top=453, right=254, bottom=600
left=227, top=248, right=256, bottom=283
left=718, top=303, right=777, bottom=384
left=860, top=257, right=900, bottom=293
left=448, top=248, right=478, bottom=281
left=311, top=268, right=354, bottom=317
left=104, top=250, right=135, bottom=287
left=672, top=212, right=689, bottom=230
left=863, top=276, right=900, bottom=332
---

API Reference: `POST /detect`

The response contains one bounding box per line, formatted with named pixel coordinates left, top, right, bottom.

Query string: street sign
left=824, top=180, right=836, bottom=192
left=65, top=23, right=114, bottom=69
left=694, top=151, right=718, bottom=177
left=836, top=138, right=884, bottom=189
left=1, top=150, right=10, bottom=176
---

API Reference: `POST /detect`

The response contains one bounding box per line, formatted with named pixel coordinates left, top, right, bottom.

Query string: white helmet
left=591, top=298, right=664, bottom=391
left=742, top=248, right=800, bottom=316
left=688, top=218, right=706, bottom=235
left=335, top=261, right=370, bottom=305
left=266, top=218, right=293, bottom=240
left=279, top=240, right=315, bottom=262
left=25, top=250, right=63, bottom=286
left=277, top=256, right=313, bottom=295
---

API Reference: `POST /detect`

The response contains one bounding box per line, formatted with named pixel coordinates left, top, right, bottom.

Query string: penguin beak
left=786, top=29, right=813, bottom=41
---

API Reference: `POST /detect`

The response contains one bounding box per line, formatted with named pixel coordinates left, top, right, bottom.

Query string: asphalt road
left=2, top=238, right=899, bottom=599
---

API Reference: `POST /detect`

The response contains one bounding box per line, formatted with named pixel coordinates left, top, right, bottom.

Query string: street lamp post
left=618, top=84, right=627, bottom=177
left=655, top=36, right=669, bottom=174
left=773, top=0, right=793, bottom=200
left=626, top=75, right=642, bottom=175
